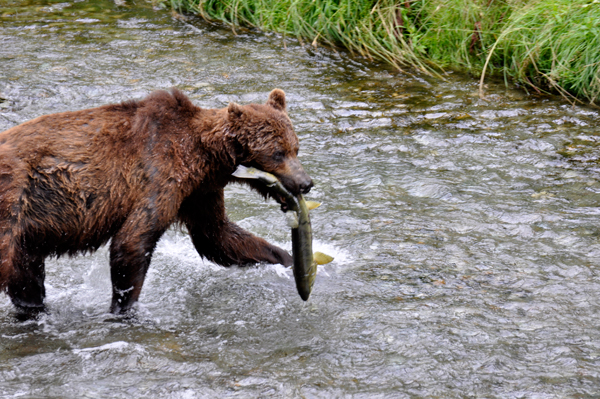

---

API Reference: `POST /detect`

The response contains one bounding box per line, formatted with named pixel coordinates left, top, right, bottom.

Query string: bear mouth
left=278, top=174, right=313, bottom=196
left=271, top=174, right=312, bottom=212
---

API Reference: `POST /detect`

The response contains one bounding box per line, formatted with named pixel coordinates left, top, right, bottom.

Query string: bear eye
left=273, top=151, right=285, bottom=162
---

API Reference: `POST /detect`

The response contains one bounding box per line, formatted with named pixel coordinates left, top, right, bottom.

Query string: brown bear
left=0, top=88, right=312, bottom=315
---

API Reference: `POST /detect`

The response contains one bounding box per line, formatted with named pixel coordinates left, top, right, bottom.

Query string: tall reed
left=491, top=0, right=600, bottom=104
left=164, top=0, right=600, bottom=104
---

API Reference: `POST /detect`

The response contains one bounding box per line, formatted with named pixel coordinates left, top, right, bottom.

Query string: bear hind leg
left=6, top=254, right=46, bottom=317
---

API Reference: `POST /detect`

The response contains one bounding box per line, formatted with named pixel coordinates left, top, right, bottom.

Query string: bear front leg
left=109, top=217, right=165, bottom=314
left=179, top=190, right=292, bottom=267
left=190, top=219, right=293, bottom=267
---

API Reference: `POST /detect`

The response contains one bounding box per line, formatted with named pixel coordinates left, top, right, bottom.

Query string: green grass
left=162, top=0, right=600, bottom=105
left=491, top=0, right=600, bottom=104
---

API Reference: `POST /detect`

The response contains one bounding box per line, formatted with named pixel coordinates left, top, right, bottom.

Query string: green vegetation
left=163, top=0, right=600, bottom=105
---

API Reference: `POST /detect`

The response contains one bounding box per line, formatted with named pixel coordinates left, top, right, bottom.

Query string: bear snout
left=274, top=157, right=313, bottom=196
left=299, top=177, right=313, bottom=194
left=279, top=172, right=313, bottom=196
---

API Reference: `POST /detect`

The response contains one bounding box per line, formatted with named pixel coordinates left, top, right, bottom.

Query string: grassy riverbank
left=163, top=0, right=600, bottom=104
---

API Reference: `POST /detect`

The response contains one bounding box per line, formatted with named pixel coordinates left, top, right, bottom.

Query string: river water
left=1, top=0, right=600, bottom=397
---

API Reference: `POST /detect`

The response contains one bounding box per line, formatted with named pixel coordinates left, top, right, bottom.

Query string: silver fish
left=233, top=165, right=316, bottom=300
left=291, top=193, right=316, bottom=300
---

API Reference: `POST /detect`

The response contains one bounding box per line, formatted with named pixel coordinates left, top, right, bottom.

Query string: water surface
left=2, top=0, right=600, bottom=397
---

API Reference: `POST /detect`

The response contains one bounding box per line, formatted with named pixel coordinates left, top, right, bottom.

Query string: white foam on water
left=72, top=341, right=147, bottom=360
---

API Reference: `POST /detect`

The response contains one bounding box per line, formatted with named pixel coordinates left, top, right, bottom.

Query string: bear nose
left=299, top=178, right=313, bottom=194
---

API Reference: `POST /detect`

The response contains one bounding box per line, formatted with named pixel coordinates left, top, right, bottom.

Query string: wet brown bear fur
left=0, top=88, right=312, bottom=315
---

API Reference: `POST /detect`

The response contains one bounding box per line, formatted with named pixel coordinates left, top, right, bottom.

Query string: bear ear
left=228, top=102, right=244, bottom=119
left=266, top=89, right=286, bottom=111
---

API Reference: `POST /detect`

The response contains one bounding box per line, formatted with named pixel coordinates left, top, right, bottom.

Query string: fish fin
left=286, top=212, right=299, bottom=228
left=232, top=165, right=258, bottom=179
left=313, top=252, right=334, bottom=265
left=305, top=201, right=321, bottom=210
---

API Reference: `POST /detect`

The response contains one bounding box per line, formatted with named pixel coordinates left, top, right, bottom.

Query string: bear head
left=227, top=89, right=313, bottom=196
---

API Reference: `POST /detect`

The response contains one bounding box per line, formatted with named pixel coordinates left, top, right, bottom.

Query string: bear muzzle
left=298, top=177, right=313, bottom=194
left=277, top=159, right=313, bottom=196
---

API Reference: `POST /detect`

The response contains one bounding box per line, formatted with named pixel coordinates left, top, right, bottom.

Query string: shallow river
left=2, top=0, right=600, bottom=397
